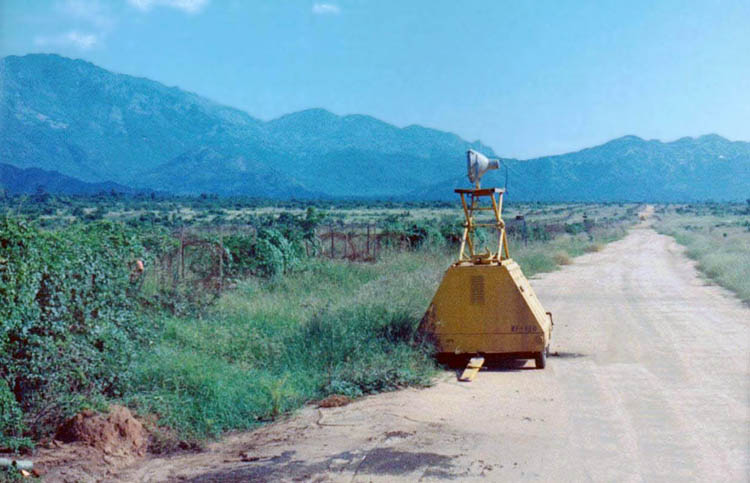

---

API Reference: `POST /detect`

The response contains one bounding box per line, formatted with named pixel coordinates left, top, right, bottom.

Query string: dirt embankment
left=31, top=406, right=147, bottom=481
left=37, top=223, right=750, bottom=482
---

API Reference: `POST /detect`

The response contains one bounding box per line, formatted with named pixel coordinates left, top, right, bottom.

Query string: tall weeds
left=654, top=205, right=750, bottom=303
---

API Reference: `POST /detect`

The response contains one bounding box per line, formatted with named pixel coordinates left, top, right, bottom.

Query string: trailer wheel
left=534, top=350, right=547, bottom=369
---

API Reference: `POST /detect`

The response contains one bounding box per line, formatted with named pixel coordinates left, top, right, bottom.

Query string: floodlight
left=466, top=149, right=500, bottom=187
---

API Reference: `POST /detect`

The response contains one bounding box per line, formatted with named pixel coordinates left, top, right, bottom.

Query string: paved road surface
left=117, top=224, right=750, bottom=482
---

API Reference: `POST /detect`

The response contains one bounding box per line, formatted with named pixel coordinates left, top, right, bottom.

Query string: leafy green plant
left=224, top=227, right=305, bottom=278
left=0, top=217, right=149, bottom=437
left=0, top=380, right=31, bottom=452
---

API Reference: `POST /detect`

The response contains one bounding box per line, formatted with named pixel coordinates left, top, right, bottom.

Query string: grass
left=125, top=252, right=445, bottom=445
left=122, top=220, right=633, bottom=447
left=511, top=223, right=629, bottom=276
left=654, top=205, right=750, bottom=304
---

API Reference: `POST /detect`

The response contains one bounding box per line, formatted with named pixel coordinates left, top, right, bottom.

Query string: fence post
left=330, top=223, right=335, bottom=259
left=180, top=227, right=185, bottom=280
left=375, top=226, right=380, bottom=258
left=218, top=236, right=223, bottom=296
left=366, top=224, right=371, bottom=258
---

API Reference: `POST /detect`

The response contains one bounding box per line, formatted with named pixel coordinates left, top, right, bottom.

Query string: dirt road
left=116, top=224, right=749, bottom=482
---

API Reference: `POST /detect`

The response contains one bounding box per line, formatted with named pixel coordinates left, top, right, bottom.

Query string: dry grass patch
left=654, top=204, right=750, bottom=304
left=553, top=252, right=572, bottom=265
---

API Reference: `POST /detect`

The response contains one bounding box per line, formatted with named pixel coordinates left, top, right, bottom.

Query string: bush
left=0, top=217, right=148, bottom=437
left=224, top=228, right=304, bottom=278
left=0, top=380, right=30, bottom=451
left=381, top=218, right=446, bottom=249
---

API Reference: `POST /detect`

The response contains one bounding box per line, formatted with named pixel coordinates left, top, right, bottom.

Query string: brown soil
left=317, top=395, right=352, bottom=408
left=33, top=405, right=147, bottom=481
left=55, top=405, right=147, bottom=458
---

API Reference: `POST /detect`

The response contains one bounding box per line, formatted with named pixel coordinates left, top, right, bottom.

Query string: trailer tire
left=534, top=350, right=547, bottom=369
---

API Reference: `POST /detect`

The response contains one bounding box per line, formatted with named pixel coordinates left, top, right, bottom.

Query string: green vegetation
left=0, top=218, right=154, bottom=446
left=125, top=223, right=632, bottom=446
left=654, top=203, right=750, bottom=304
left=125, top=256, right=440, bottom=445
left=0, top=195, right=638, bottom=452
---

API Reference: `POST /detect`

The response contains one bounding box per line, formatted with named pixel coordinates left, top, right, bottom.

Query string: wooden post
left=180, top=227, right=185, bottom=280
left=217, top=236, right=223, bottom=296
left=330, top=223, right=335, bottom=258
left=368, top=225, right=372, bottom=255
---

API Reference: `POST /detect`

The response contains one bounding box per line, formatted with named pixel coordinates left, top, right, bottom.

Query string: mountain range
left=419, top=134, right=750, bottom=202
left=0, top=162, right=133, bottom=195
left=1, top=53, right=748, bottom=201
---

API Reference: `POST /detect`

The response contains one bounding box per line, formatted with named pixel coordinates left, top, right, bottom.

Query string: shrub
left=224, top=225, right=308, bottom=279
left=0, top=380, right=31, bottom=451
left=381, top=218, right=446, bottom=249
left=0, top=217, right=148, bottom=437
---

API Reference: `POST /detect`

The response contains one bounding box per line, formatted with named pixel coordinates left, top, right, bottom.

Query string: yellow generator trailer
left=420, top=150, right=553, bottom=370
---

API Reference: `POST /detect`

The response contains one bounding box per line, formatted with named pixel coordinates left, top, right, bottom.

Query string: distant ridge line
left=1, top=54, right=748, bottom=201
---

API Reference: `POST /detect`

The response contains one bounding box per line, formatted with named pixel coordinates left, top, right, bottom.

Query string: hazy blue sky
left=2, top=0, right=748, bottom=158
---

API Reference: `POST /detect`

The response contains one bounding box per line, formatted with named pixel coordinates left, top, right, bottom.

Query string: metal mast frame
left=454, top=187, right=510, bottom=264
